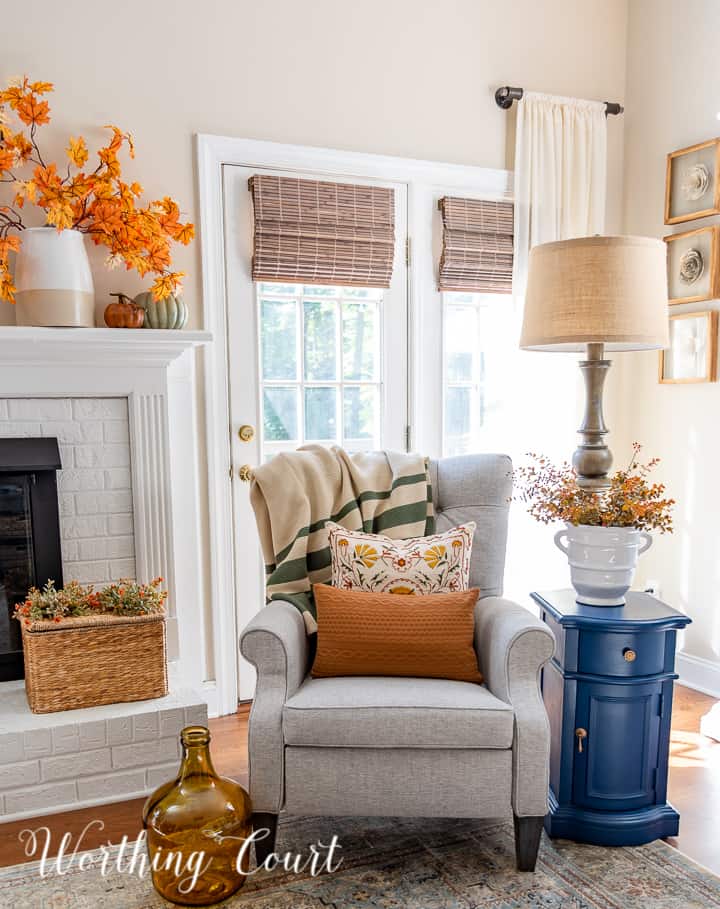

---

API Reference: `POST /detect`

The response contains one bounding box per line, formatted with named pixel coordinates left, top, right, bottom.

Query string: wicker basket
left=21, top=612, right=167, bottom=713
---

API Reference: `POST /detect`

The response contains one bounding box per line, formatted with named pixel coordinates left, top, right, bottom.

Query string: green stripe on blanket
left=270, top=474, right=431, bottom=567
left=249, top=446, right=434, bottom=633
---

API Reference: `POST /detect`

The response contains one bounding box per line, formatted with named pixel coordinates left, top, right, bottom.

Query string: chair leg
left=513, top=814, right=544, bottom=872
left=252, top=812, right=279, bottom=867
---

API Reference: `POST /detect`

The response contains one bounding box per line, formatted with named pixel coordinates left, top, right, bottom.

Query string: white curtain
left=512, top=91, right=607, bottom=299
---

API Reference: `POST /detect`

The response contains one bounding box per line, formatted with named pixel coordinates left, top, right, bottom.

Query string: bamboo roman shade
left=249, top=175, right=395, bottom=288
left=438, top=197, right=514, bottom=294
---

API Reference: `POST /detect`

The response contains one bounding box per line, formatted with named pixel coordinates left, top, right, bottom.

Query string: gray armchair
left=240, top=454, right=555, bottom=871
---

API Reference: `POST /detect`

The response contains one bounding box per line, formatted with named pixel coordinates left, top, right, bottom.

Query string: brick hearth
left=0, top=683, right=207, bottom=822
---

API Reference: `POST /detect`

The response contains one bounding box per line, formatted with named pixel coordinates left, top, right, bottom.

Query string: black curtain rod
left=495, top=86, right=624, bottom=116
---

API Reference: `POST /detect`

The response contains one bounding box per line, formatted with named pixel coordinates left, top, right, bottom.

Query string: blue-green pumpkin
left=134, top=291, right=188, bottom=330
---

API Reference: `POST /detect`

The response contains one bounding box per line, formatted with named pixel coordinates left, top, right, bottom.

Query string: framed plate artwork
left=665, top=138, right=720, bottom=224
left=659, top=310, right=718, bottom=384
left=664, top=226, right=719, bottom=304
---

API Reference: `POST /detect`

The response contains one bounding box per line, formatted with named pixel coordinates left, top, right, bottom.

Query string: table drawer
left=577, top=629, right=668, bottom=677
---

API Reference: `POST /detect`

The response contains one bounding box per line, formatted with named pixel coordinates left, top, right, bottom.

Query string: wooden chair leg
left=252, top=812, right=279, bottom=867
left=513, top=814, right=544, bottom=871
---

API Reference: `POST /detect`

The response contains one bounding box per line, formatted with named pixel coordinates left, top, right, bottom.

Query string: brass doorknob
left=575, top=728, right=587, bottom=753
left=623, top=648, right=637, bottom=662
left=238, top=465, right=253, bottom=482
left=238, top=424, right=255, bottom=442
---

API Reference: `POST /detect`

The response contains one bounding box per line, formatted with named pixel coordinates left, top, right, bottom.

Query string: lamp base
left=574, top=343, right=612, bottom=490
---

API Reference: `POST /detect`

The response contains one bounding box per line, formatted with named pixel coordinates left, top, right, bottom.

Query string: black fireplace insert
left=0, top=438, right=63, bottom=681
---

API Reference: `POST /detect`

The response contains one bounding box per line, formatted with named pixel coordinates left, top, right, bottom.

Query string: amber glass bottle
left=142, top=726, right=252, bottom=906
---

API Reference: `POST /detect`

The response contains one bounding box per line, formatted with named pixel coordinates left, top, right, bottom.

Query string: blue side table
left=534, top=589, right=691, bottom=846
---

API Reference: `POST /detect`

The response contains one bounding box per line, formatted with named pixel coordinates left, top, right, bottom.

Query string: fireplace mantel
left=0, top=326, right=211, bottom=367
left=0, top=327, right=215, bottom=710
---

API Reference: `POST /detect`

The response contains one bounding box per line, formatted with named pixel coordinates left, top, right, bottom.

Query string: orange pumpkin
left=104, top=293, right=145, bottom=328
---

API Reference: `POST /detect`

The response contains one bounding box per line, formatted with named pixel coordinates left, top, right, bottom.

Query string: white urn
left=554, top=523, right=653, bottom=607
left=14, top=227, right=95, bottom=327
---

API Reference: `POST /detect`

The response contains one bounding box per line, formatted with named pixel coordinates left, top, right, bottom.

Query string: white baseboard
left=202, top=681, right=221, bottom=719
left=166, top=664, right=222, bottom=718
left=676, top=652, right=720, bottom=698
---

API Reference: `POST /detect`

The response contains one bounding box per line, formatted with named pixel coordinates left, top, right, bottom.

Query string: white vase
left=14, top=227, right=95, bottom=327
left=554, top=523, right=653, bottom=607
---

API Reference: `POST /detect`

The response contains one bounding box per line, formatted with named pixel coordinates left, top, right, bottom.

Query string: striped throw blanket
left=249, top=445, right=434, bottom=633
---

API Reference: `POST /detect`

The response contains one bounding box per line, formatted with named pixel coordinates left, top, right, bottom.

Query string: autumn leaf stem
left=29, top=122, right=46, bottom=169
left=0, top=209, right=23, bottom=228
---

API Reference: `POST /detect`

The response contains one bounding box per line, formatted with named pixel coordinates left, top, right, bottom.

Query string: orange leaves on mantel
left=0, top=77, right=194, bottom=304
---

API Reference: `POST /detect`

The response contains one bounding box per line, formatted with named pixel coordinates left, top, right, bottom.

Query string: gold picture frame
left=659, top=310, right=718, bottom=384
left=665, top=138, right=720, bottom=225
left=664, top=225, right=720, bottom=305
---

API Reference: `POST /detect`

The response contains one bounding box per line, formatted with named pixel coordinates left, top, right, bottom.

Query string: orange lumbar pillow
left=311, top=584, right=483, bottom=683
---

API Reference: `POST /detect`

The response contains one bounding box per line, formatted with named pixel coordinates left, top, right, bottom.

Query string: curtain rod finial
left=495, top=86, right=523, bottom=110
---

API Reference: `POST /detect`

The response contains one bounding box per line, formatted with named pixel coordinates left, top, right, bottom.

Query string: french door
left=222, top=164, right=408, bottom=699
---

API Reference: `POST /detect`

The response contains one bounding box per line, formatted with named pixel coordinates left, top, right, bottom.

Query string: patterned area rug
left=2, top=815, right=720, bottom=908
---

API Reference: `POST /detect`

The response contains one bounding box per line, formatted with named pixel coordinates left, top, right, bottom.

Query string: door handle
left=238, top=465, right=253, bottom=482
left=238, top=425, right=255, bottom=442
left=575, top=728, right=587, bottom=754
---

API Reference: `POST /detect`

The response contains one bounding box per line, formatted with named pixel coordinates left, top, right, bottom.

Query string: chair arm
left=474, top=596, right=555, bottom=817
left=239, top=601, right=310, bottom=811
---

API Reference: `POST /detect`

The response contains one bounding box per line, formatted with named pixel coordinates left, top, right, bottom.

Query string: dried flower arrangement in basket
left=14, top=578, right=168, bottom=714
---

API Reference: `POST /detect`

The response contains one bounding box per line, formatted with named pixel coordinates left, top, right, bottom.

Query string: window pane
left=445, top=386, right=471, bottom=440
left=303, top=284, right=336, bottom=296
left=263, top=387, right=298, bottom=441
left=261, top=300, right=297, bottom=380
left=343, top=386, right=378, bottom=442
left=445, top=304, right=478, bottom=383
left=343, top=302, right=379, bottom=381
left=305, top=387, right=338, bottom=440
left=259, top=282, right=298, bottom=295
left=344, top=287, right=384, bottom=300
left=442, top=292, right=515, bottom=457
left=304, top=301, right=337, bottom=381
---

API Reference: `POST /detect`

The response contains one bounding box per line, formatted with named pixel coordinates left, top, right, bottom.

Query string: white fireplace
left=0, top=327, right=214, bottom=821
left=0, top=326, right=212, bottom=689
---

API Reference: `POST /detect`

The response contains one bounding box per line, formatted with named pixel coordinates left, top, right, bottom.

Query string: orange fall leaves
left=0, top=77, right=194, bottom=303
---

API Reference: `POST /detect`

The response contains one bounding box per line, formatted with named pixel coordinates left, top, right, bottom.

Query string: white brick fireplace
left=0, top=326, right=211, bottom=677
left=0, top=326, right=214, bottom=822
left=0, top=396, right=137, bottom=587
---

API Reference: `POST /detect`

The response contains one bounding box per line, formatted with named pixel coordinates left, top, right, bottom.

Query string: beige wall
left=1, top=0, right=630, bottom=685
left=619, top=0, right=720, bottom=666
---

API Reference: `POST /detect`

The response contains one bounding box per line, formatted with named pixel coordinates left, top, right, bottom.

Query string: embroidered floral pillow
left=326, top=521, right=475, bottom=595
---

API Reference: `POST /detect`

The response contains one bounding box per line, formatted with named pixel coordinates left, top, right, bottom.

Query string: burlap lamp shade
left=519, top=235, right=669, bottom=487
left=520, top=235, right=669, bottom=352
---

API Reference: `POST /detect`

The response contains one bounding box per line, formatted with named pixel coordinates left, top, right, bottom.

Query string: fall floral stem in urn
left=514, top=443, right=675, bottom=606
left=0, top=76, right=194, bottom=324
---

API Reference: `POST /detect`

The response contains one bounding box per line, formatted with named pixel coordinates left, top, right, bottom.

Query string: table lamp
left=520, top=235, right=669, bottom=488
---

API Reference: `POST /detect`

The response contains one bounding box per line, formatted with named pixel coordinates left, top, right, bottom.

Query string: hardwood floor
left=665, top=685, right=720, bottom=872
left=1, top=689, right=718, bottom=874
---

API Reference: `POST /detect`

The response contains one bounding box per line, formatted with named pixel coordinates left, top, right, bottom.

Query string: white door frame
left=197, top=133, right=511, bottom=715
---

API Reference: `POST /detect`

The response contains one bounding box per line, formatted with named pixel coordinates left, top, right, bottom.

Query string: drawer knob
left=623, top=648, right=637, bottom=662
left=575, top=727, right=587, bottom=753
